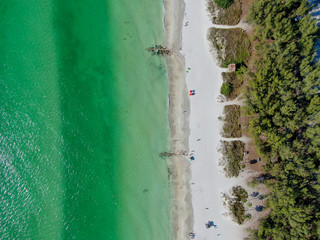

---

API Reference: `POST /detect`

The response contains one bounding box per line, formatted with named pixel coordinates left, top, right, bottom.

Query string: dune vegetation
left=223, top=186, right=249, bottom=224
left=208, top=0, right=241, bottom=25
left=219, top=140, right=245, bottom=177
left=208, top=28, right=251, bottom=67
left=220, top=105, right=242, bottom=138
left=221, top=72, right=245, bottom=100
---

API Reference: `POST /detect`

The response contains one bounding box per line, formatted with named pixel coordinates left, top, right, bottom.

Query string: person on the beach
left=188, top=232, right=195, bottom=238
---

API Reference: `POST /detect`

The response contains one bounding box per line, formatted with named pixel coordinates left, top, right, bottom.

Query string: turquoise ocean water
left=0, top=0, right=171, bottom=239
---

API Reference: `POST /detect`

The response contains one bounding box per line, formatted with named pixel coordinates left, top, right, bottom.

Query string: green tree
left=244, top=0, right=320, bottom=239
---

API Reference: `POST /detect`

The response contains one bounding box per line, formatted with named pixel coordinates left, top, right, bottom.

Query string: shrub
left=223, top=186, right=248, bottom=224
left=232, top=185, right=248, bottom=203
left=208, top=28, right=251, bottom=67
left=221, top=105, right=242, bottom=138
left=247, top=179, right=259, bottom=188
left=214, top=0, right=234, bottom=8
left=208, top=0, right=241, bottom=25
left=219, top=140, right=244, bottom=177
left=221, top=82, right=233, bottom=96
left=221, top=72, right=244, bottom=100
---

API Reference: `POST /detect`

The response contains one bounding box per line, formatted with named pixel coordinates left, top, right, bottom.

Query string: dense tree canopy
left=245, top=0, right=320, bottom=239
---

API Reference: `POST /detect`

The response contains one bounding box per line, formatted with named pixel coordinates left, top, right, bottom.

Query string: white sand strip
left=221, top=137, right=251, bottom=143
left=210, top=20, right=251, bottom=30
left=182, top=0, right=246, bottom=239
left=163, top=0, right=194, bottom=239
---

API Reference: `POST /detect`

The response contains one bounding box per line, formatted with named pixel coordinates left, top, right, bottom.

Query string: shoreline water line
left=163, top=0, right=194, bottom=239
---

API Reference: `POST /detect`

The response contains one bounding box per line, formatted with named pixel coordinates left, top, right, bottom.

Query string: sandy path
left=210, top=20, right=251, bottom=30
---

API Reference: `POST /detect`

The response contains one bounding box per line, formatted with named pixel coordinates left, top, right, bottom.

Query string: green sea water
left=0, top=0, right=171, bottom=239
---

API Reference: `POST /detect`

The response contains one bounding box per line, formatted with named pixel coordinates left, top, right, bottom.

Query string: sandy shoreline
left=163, top=0, right=194, bottom=239
left=163, top=0, right=247, bottom=239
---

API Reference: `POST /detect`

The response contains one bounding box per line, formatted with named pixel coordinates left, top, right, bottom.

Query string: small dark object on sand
left=250, top=159, right=258, bottom=164
left=255, top=205, right=264, bottom=212
left=251, top=192, right=259, bottom=197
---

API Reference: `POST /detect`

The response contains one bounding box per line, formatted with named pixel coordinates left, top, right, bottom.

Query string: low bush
left=223, top=186, right=248, bottom=224
left=208, top=0, right=241, bottom=25
left=208, top=28, right=251, bottom=67
left=214, top=0, right=234, bottom=9
left=221, top=72, right=244, bottom=100
left=221, top=105, right=242, bottom=138
left=221, top=82, right=233, bottom=96
left=219, top=140, right=244, bottom=177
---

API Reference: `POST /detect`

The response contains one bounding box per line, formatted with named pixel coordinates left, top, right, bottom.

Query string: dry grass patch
left=207, top=0, right=242, bottom=25
left=220, top=105, right=242, bottom=138
left=219, top=140, right=244, bottom=177
left=221, top=72, right=245, bottom=100
left=208, top=28, right=251, bottom=68
left=223, top=186, right=249, bottom=224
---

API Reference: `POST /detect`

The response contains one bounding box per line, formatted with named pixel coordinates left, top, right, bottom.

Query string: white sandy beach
left=164, top=0, right=248, bottom=239
left=182, top=0, right=247, bottom=239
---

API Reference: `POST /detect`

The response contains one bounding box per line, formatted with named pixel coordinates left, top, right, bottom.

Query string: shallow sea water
left=0, top=0, right=171, bottom=239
